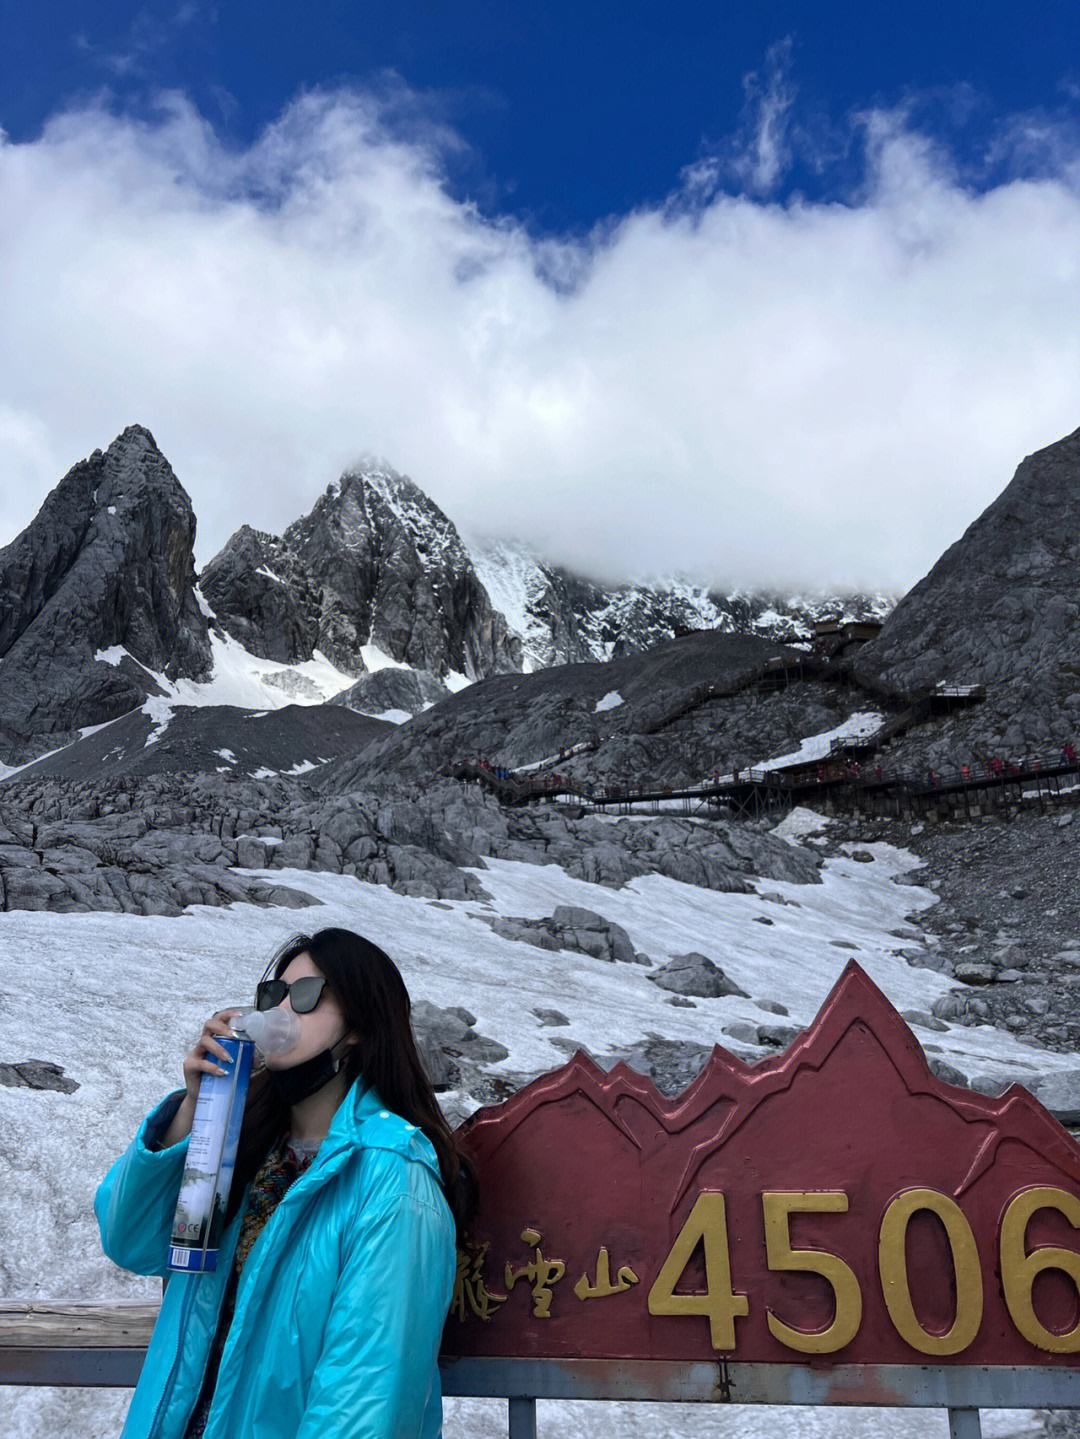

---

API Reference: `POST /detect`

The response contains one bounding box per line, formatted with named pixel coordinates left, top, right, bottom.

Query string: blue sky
left=5, top=2, right=1079, bottom=229
left=1, top=3, right=1079, bottom=591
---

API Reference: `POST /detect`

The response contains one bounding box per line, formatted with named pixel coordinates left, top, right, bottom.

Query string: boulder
left=722, top=1021, right=762, bottom=1045
left=757, top=1022, right=802, bottom=1048
left=953, top=960, right=997, bottom=985
left=648, top=952, right=748, bottom=999
left=928, top=1057, right=970, bottom=1088
left=0, top=1059, right=79, bottom=1093
left=901, top=1009, right=949, bottom=1033
left=477, top=906, right=647, bottom=965
left=601, top=1034, right=715, bottom=1096
left=531, top=1008, right=570, bottom=1027
left=410, top=999, right=510, bottom=1090
left=1030, top=1070, right=1080, bottom=1124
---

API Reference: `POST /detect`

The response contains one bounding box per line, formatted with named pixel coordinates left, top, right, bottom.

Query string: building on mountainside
left=811, top=616, right=883, bottom=659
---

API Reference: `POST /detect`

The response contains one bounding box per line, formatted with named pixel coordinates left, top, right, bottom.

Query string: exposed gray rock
left=755, top=999, right=789, bottom=1016
left=901, top=1009, right=950, bottom=1033
left=531, top=1008, right=570, bottom=1027
left=469, top=536, right=891, bottom=671
left=853, top=424, right=1080, bottom=758
left=331, top=666, right=450, bottom=719
left=722, top=1021, right=762, bottom=1045
left=927, top=1056, right=970, bottom=1088
left=932, top=990, right=990, bottom=1024
left=757, top=1022, right=802, bottom=1048
left=953, top=960, right=997, bottom=985
left=410, top=999, right=510, bottom=1090
left=7, top=701, right=390, bottom=785
left=648, top=951, right=748, bottom=999
left=899, top=947, right=952, bottom=974
left=313, top=630, right=891, bottom=802
left=0, top=1059, right=79, bottom=1093
left=1030, top=1070, right=1080, bottom=1124
left=0, top=425, right=213, bottom=764
left=200, top=460, right=522, bottom=687
left=0, top=767, right=826, bottom=918
left=476, top=905, right=647, bottom=965
left=192, top=523, right=322, bottom=665
left=600, top=1033, right=719, bottom=1096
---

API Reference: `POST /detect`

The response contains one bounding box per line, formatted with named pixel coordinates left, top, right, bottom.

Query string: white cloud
left=1, top=83, right=1079, bottom=594
left=732, top=35, right=797, bottom=196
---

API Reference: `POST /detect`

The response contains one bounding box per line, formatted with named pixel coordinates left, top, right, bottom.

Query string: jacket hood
left=321, top=1073, right=444, bottom=1185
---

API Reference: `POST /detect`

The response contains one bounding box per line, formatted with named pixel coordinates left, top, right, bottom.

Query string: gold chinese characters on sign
left=453, top=1229, right=639, bottom=1322
left=451, top=1186, right=1080, bottom=1356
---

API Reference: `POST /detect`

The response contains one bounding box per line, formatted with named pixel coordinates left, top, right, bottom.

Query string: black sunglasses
left=255, top=976, right=328, bottom=1014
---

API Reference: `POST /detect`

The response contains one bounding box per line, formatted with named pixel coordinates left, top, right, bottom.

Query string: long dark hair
left=225, top=928, right=478, bottom=1242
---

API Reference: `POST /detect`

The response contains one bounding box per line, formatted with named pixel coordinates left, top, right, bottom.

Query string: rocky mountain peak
left=198, top=523, right=322, bottom=667
left=852, top=423, right=1080, bottom=753
left=295, top=457, right=471, bottom=571
left=284, top=458, right=521, bottom=678
left=0, top=425, right=212, bottom=763
left=201, top=457, right=522, bottom=686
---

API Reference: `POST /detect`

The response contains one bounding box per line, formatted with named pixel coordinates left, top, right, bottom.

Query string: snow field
left=0, top=832, right=1069, bottom=1438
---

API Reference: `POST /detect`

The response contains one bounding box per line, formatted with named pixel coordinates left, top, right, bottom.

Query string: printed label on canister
left=168, top=1034, right=253, bottom=1274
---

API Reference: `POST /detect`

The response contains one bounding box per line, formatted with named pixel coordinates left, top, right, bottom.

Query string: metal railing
left=452, top=744, right=1080, bottom=813
left=4, top=1300, right=1080, bottom=1437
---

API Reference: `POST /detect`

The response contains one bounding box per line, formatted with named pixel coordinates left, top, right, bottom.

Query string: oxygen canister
left=167, top=1007, right=298, bottom=1274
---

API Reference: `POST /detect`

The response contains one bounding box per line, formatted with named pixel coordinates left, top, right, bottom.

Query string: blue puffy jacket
left=94, top=1075, right=457, bottom=1438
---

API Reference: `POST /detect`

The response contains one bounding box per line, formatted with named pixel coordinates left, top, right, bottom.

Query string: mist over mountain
left=0, top=426, right=891, bottom=770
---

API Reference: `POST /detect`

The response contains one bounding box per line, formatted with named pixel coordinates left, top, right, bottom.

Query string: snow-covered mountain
left=200, top=459, right=523, bottom=692
left=469, top=535, right=894, bottom=671
left=0, top=426, right=895, bottom=774
left=200, top=459, right=893, bottom=694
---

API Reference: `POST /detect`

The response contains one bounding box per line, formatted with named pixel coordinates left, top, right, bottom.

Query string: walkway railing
left=449, top=743, right=1080, bottom=820
left=4, top=1300, right=1077, bottom=1437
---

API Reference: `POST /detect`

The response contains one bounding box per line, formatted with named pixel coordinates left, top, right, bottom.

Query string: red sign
left=444, top=962, right=1080, bottom=1367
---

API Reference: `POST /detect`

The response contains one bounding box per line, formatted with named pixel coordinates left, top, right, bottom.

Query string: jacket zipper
left=148, top=1276, right=197, bottom=1439
left=211, top=1146, right=347, bottom=1362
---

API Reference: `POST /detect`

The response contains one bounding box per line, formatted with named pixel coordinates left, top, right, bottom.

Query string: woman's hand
left=182, top=1008, right=247, bottom=1103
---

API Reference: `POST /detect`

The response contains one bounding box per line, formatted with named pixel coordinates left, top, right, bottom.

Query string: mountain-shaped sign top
left=444, top=962, right=1080, bottom=1367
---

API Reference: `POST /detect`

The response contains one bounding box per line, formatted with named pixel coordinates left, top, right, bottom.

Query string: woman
left=95, top=927, right=477, bottom=1439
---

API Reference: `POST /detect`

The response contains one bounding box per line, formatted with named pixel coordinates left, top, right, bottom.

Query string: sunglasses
left=255, top=975, right=329, bottom=1014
